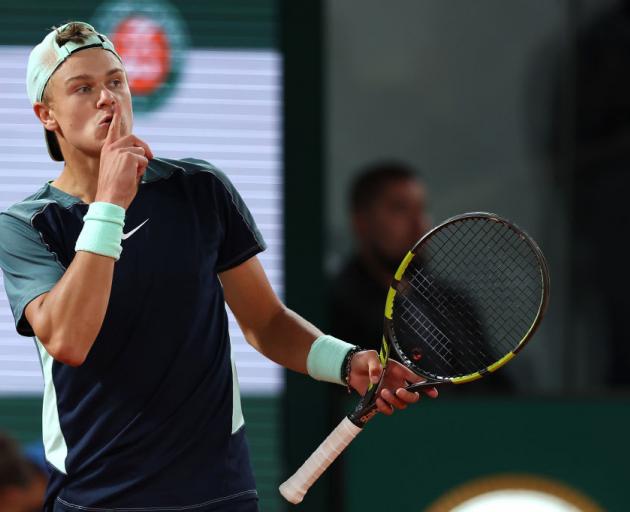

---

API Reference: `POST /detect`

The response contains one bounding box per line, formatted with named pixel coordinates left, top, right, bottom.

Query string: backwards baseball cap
left=26, top=22, right=123, bottom=161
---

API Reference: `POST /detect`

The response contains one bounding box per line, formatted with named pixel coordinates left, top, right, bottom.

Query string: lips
left=99, top=115, right=113, bottom=126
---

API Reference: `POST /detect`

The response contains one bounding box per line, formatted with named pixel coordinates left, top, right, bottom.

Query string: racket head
left=383, top=212, right=550, bottom=386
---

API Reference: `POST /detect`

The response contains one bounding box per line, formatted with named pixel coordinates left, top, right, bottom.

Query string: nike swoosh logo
left=122, top=218, right=149, bottom=240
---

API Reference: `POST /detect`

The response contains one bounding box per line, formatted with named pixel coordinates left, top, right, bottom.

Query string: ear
left=33, top=101, right=58, bottom=131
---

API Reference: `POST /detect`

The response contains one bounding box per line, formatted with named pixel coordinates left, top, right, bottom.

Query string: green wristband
left=307, top=335, right=356, bottom=385
left=75, top=202, right=125, bottom=260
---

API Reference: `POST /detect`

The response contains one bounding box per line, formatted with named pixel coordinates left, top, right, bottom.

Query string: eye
left=76, top=85, right=91, bottom=94
left=111, top=79, right=122, bottom=87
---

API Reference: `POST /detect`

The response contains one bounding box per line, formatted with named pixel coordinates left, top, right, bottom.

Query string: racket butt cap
left=279, top=481, right=304, bottom=504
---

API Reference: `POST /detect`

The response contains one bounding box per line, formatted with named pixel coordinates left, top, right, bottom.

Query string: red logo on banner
left=110, top=17, right=171, bottom=96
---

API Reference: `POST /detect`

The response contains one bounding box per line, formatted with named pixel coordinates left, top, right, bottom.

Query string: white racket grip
left=279, top=416, right=362, bottom=504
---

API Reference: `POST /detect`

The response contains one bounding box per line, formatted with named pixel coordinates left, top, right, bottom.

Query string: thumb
left=367, top=353, right=383, bottom=384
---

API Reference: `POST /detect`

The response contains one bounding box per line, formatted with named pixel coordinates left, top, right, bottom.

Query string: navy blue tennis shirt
left=0, top=158, right=266, bottom=511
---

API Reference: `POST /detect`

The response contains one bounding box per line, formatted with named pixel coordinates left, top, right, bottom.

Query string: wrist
left=341, top=346, right=362, bottom=394
left=94, top=195, right=126, bottom=209
left=306, top=335, right=356, bottom=386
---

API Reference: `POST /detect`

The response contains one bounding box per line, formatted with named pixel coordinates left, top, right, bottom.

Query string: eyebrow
left=64, top=68, right=124, bottom=84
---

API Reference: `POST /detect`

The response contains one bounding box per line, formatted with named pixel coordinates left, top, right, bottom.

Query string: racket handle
left=279, top=416, right=362, bottom=504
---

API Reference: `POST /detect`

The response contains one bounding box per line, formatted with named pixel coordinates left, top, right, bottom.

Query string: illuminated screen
left=0, top=24, right=283, bottom=395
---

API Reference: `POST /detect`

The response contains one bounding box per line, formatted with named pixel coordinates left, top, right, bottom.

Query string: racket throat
left=348, top=375, right=388, bottom=427
left=348, top=407, right=378, bottom=428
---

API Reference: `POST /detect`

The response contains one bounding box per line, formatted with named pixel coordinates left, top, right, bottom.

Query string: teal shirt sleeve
left=0, top=212, right=65, bottom=336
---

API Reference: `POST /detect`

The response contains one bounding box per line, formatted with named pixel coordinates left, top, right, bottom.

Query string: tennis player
left=0, top=22, right=437, bottom=512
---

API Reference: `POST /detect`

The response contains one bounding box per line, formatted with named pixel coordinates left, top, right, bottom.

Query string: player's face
left=42, top=48, right=132, bottom=158
left=360, top=179, right=430, bottom=265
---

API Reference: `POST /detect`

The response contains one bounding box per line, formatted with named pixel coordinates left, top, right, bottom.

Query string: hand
left=347, top=350, right=438, bottom=416
left=95, top=102, right=154, bottom=209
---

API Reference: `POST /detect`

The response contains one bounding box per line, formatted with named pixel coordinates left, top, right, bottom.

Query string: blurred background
left=0, top=0, right=628, bottom=510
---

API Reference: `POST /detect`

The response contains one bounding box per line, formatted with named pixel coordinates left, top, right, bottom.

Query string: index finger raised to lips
left=105, top=102, right=122, bottom=144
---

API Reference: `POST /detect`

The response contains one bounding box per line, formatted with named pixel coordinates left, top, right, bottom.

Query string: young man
left=0, top=23, right=436, bottom=511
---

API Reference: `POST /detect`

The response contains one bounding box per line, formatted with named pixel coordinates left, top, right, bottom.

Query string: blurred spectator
left=330, top=160, right=430, bottom=350
left=0, top=432, right=46, bottom=512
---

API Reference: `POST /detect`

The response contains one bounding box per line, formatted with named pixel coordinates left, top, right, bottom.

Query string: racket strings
left=409, top=263, right=487, bottom=340
left=405, top=269, right=487, bottom=355
left=391, top=217, right=544, bottom=380
left=396, top=297, right=456, bottom=373
left=398, top=268, right=495, bottom=375
left=433, top=221, right=542, bottom=336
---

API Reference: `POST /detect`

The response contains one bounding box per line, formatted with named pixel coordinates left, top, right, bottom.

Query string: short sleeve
left=181, top=158, right=267, bottom=272
left=0, top=213, right=65, bottom=336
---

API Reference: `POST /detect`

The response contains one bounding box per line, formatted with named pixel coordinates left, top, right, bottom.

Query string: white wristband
left=306, top=335, right=355, bottom=385
left=75, top=202, right=125, bottom=260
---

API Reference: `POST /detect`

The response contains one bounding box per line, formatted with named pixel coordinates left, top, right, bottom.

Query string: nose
left=96, top=87, right=116, bottom=109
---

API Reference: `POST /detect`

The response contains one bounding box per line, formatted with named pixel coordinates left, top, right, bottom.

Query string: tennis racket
left=279, top=212, right=550, bottom=504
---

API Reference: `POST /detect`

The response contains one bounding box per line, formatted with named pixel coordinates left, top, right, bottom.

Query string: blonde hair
left=42, top=22, right=98, bottom=104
